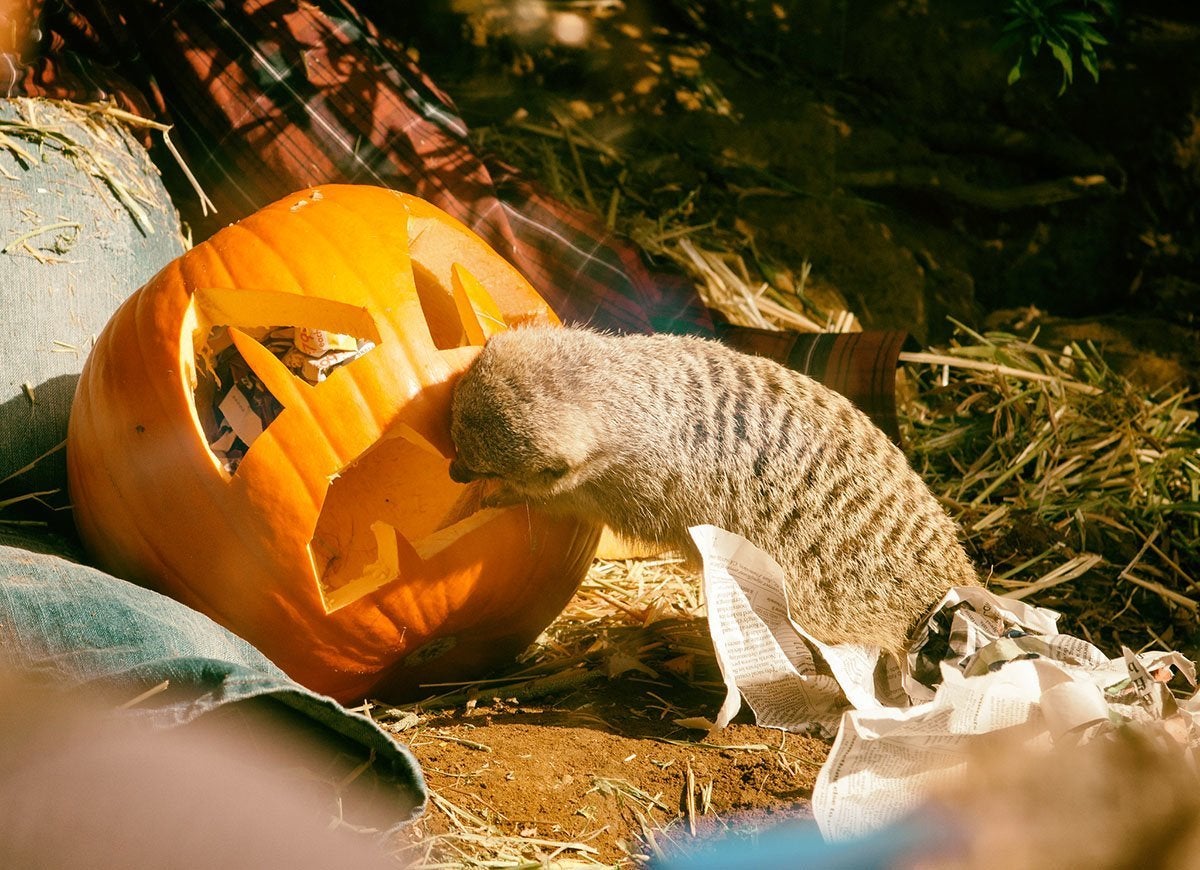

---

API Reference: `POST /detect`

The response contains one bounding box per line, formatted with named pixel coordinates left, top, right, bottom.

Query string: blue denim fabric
left=0, top=533, right=427, bottom=834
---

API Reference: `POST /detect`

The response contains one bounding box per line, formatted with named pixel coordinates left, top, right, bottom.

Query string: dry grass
left=377, top=159, right=1198, bottom=858
left=478, top=92, right=1200, bottom=650
left=349, top=63, right=1200, bottom=861
left=2, top=100, right=156, bottom=235
left=385, top=556, right=716, bottom=717
left=0, top=440, right=65, bottom=529
left=376, top=555, right=834, bottom=867
left=384, top=330, right=1199, bottom=861
left=398, top=787, right=612, bottom=869
left=476, top=103, right=848, bottom=334
left=0, top=97, right=211, bottom=250
left=899, top=324, right=1200, bottom=651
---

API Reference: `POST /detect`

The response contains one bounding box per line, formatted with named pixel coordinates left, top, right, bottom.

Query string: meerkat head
left=449, top=330, right=599, bottom=500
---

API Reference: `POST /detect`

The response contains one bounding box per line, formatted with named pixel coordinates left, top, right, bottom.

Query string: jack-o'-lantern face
left=67, top=186, right=600, bottom=702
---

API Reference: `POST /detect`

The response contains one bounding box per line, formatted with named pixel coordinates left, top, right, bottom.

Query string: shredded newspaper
left=688, top=524, right=1199, bottom=840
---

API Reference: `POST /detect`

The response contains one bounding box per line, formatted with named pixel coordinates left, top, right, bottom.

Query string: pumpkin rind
left=67, top=185, right=600, bottom=701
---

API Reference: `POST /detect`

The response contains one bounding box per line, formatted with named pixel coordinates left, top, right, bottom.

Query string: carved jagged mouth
left=308, top=425, right=505, bottom=613
left=185, top=253, right=517, bottom=614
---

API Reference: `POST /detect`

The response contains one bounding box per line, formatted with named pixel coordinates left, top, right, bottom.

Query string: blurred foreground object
left=916, top=726, right=1200, bottom=870
left=657, top=725, right=1200, bottom=870
left=0, top=674, right=400, bottom=870
left=0, top=531, right=427, bottom=837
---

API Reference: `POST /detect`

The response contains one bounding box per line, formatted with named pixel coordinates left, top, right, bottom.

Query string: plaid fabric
left=2, top=0, right=906, bottom=433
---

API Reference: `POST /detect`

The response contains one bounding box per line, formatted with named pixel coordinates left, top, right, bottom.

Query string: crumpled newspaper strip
left=688, top=524, right=1199, bottom=841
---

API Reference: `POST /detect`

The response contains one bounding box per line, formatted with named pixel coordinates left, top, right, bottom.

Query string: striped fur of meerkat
left=448, top=326, right=979, bottom=655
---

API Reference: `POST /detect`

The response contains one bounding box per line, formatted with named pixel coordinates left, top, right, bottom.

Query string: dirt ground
left=386, top=559, right=834, bottom=866
left=398, top=688, right=828, bottom=864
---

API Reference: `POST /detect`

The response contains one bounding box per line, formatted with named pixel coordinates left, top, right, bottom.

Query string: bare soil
left=401, top=687, right=827, bottom=864
left=381, top=557, right=833, bottom=866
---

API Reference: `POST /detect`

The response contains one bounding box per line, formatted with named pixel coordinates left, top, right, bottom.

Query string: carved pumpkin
left=67, top=185, right=601, bottom=702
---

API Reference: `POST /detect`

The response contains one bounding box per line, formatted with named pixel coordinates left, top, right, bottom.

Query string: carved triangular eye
left=189, top=298, right=376, bottom=475
left=408, top=224, right=508, bottom=349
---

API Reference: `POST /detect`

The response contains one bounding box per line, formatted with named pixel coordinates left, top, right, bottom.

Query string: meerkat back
left=621, top=332, right=978, bottom=654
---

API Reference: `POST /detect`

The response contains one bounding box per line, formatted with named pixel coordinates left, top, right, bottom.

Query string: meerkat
left=449, top=326, right=979, bottom=655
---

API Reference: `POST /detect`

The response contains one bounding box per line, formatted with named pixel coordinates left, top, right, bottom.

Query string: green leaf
left=1048, top=40, right=1073, bottom=94
left=999, top=0, right=1111, bottom=93
left=1050, top=42, right=1073, bottom=79
left=1046, top=33, right=1071, bottom=54
left=1008, top=55, right=1025, bottom=86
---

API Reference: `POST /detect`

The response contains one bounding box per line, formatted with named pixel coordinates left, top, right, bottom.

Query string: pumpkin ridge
left=271, top=188, right=397, bottom=302
left=212, top=222, right=306, bottom=294
left=271, top=193, right=410, bottom=445
left=68, top=296, right=170, bottom=584
left=96, top=276, right=232, bottom=620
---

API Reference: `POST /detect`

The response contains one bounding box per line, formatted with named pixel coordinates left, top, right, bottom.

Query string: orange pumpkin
left=67, top=185, right=601, bottom=702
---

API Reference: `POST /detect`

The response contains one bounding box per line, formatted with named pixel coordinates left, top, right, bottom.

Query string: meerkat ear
left=555, top=414, right=596, bottom=470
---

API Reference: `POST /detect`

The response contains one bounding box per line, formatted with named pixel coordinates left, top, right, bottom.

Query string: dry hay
left=0, top=440, right=65, bottom=528
left=389, top=555, right=715, bottom=716
left=475, top=97, right=1199, bottom=653
left=384, top=329, right=1199, bottom=863
left=900, top=323, right=1199, bottom=653
left=0, top=97, right=211, bottom=241
left=378, top=133, right=1199, bottom=857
